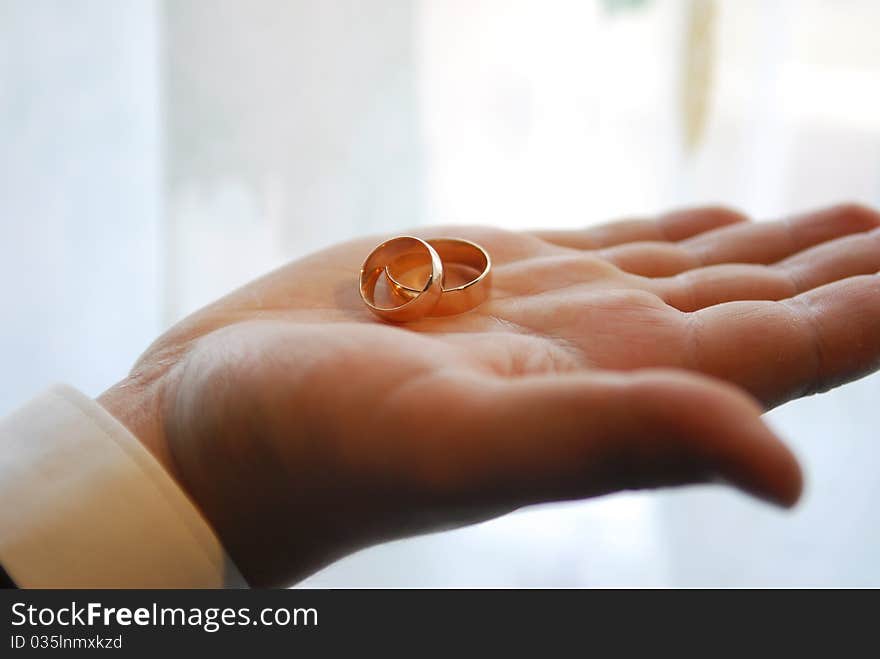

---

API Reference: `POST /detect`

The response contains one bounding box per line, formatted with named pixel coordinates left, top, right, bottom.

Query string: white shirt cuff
left=0, top=384, right=245, bottom=588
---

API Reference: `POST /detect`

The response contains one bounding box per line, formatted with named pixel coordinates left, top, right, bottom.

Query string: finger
left=657, top=264, right=797, bottom=312
left=599, top=241, right=700, bottom=277
left=532, top=206, right=747, bottom=250
left=684, top=203, right=880, bottom=266
left=691, top=274, right=880, bottom=408
left=601, top=203, right=880, bottom=277
left=778, top=226, right=880, bottom=291
left=657, top=227, right=880, bottom=311
left=406, top=369, right=801, bottom=509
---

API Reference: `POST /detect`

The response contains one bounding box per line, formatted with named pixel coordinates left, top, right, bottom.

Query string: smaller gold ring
left=359, top=236, right=444, bottom=322
left=385, top=238, right=492, bottom=316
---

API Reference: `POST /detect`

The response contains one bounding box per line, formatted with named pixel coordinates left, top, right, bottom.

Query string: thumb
left=420, top=368, right=802, bottom=509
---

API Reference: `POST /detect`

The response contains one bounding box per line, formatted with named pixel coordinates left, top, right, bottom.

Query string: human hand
left=99, top=204, right=880, bottom=586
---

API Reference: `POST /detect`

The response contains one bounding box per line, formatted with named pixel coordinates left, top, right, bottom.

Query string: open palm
left=101, top=204, right=880, bottom=586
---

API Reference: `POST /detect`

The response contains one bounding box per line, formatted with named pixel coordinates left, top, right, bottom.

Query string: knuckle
left=700, top=205, right=750, bottom=225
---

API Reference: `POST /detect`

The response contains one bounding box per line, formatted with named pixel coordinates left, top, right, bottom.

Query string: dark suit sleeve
left=0, top=562, right=17, bottom=588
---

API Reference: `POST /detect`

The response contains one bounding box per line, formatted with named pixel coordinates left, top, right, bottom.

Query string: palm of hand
left=102, top=205, right=880, bottom=585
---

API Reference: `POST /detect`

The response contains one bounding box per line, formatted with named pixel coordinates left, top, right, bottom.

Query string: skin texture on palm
left=99, top=203, right=880, bottom=586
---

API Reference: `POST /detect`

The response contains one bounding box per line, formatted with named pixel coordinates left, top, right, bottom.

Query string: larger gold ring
left=359, top=236, right=444, bottom=322
left=385, top=238, right=492, bottom=316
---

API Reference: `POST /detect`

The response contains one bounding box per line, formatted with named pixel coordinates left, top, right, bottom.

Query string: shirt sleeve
left=0, top=384, right=246, bottom=588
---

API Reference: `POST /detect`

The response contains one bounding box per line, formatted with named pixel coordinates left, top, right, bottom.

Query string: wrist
left=97, top=376, right=176, bottom=480
left=98, top=372, right=258, bottom=584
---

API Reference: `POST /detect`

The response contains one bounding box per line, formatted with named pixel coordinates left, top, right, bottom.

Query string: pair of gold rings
left=359, top=236, right=492, bottom=322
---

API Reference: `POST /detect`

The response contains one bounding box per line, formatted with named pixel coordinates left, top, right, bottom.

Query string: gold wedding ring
left=385, top=238, right=492, bottom=317
left=359, top=236, right=444, bottom=322
left=359, top=236, right=492, bottom=321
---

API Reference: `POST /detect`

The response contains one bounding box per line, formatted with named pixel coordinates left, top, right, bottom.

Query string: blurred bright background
left=2, top=0, right=879, bottom=586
